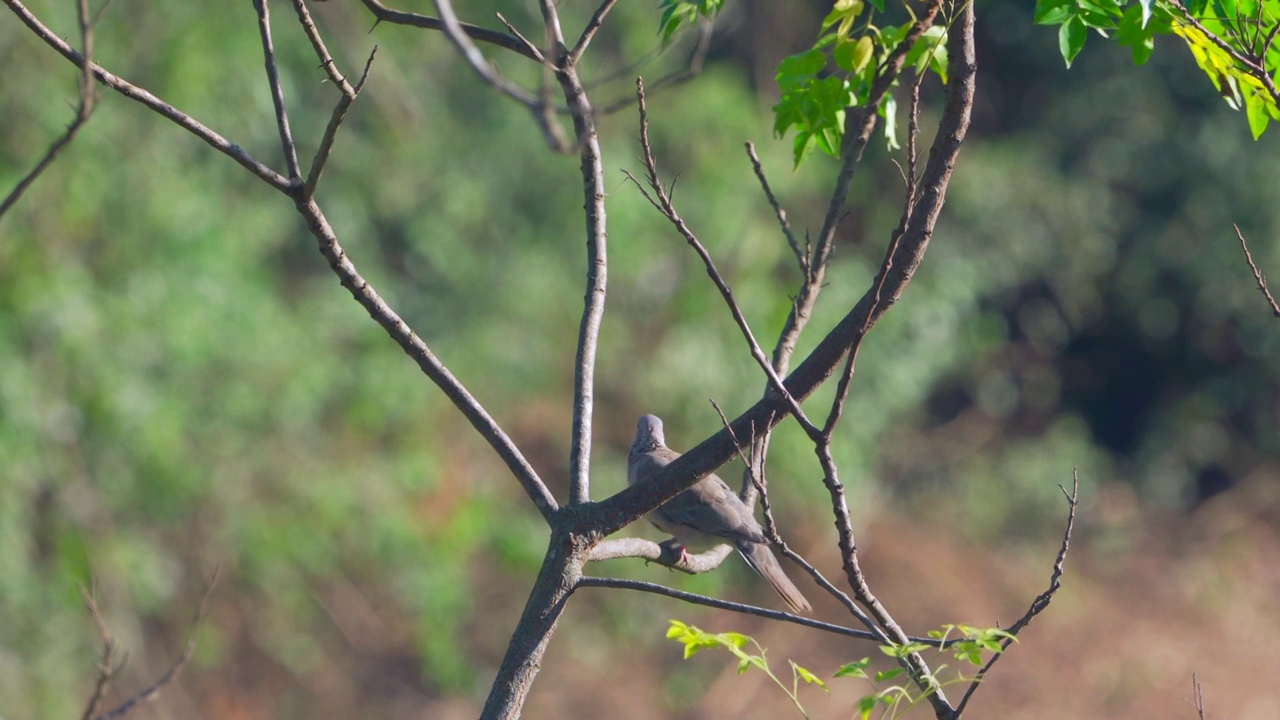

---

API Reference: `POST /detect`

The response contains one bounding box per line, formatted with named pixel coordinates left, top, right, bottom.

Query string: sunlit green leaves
left=771, top=6, right=950, bottom=167
left=1036, top=0, right=1280, bottom=137
left=658, top=0, right=725, bottom=44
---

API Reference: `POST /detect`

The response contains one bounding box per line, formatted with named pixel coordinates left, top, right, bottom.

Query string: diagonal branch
left=290, top=0, right=378, bottom=199
left=569, top=0, right=619, bottom=65
left=1235, top=224, right=1280, bottom=317
left=0, top=0, right=99, bottom=219
left=3, top=0, right=292, bottom=192
left=356, top=0, right=541, bottom=62
left=626, top=77, right=821, bottom=441
left=7, top=0, right=558, bottom=523
left=291, top=198, right=560, bottom=520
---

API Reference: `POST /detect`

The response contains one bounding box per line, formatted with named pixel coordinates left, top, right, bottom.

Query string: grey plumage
left=627, top=414, right=813, bottom=614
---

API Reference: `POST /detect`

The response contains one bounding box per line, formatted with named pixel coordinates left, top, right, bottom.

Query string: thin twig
left=578, top=577, right=951, bottom=646
left=290, top=0, right=354, bottom=87
left=431, top=0, right=539, bottom=106
left=955, top=471, right=1079, bottom=715
left=93, top=565, right=222, bottom=720
left=1189, top=674, right=1208, bottom=720
left=356, top=0, right=541, bottom=62
left=1235, top=224, right=1280, bottom=317
left=627, top=77, right=821, bottom=442
left=1168, top=0, right=1280, bottom=105
left=710, top=400, right=883, bottom=636
left=0, top=0, right=99, bottom=218
left=3, top=0, right=292, bottom=192
left=495, top=12, right=548, bottom=65
left=79, top=584, right=120, bottom=720
left=9, top=0, right=559, bottom=520
left=252, top=0, right=302, bottom=182
left=745, top=142, right=806, bottom=277
left=304, top=44, right=379, bottom=199
left=593, top=21, right=713, bottom=115
left=569, top=0, right=620, bottom=65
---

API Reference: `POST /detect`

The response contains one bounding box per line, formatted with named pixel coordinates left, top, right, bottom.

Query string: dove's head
left=632, top=414, right=666, bottom=452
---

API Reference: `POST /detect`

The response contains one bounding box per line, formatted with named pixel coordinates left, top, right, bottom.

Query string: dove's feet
left=659, top=538, right=691, bottom=565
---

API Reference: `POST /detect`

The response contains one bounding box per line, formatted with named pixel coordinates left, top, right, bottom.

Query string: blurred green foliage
left=1, top=0, right=1278, bottom=717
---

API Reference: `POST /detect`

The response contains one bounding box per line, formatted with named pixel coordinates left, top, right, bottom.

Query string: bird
left=627, top=414, right=812, bottom=614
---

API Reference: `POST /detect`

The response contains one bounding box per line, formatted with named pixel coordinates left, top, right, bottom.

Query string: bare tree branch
left=1188, top=674, right=1208, bottom=720
left=0, top=0, right=99, bottom=219
left=626, top=77, right=821, bottom=441
left=593, top=22, right=713, bottom=116
left=291, top=198, right=560, bottom=520
left=954, top=471, right=1080, bottom=716
left=79, top=584, right=120, bottom=720
left=252, top=0, right=302, bottom=181
left=91, top=566, right=221, bottom=720
left=1235, top=224, right=1280, bottom=317
left=552, top=44, right=609, bottom=509
left=587, top=536, right=734, bottom=570
left=356, top=0, right=541, bottom=62
left=745, top=142, right=806, bottom=277
left=590, top=0, right=972, bottom=547
left=569, top=0, right=619, bottom=65
left=289, top=0, right=379, bottom=199
left=3, top=0, right=292, bottom=192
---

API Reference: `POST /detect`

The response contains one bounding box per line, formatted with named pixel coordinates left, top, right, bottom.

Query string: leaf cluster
left=772, top=0, right=950, bottom=167
left=1034, top=0, right=1280, bottom=137
left=667, top=620, right=1012, bottom=719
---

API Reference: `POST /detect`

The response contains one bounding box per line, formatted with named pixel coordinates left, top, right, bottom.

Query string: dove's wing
left=654, top=473, right=766, bottom=545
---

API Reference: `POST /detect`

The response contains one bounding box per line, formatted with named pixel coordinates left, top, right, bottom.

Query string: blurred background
left=2, top=0, right=1278, bottom=718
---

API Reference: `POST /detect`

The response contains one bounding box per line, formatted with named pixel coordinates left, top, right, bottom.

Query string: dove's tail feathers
left=736, top=541, right=813, bottom=614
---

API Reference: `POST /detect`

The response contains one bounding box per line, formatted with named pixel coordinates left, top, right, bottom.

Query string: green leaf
left=1245, top=89, right=1271, bottom=139
left=777, top=49, right=828, bottom=88
left=834, top=658, right=872, bottom=678
left=1034, top=0, right=1075, bottom=24
left=835, top=35, right=876, bottom=74
left=1116, top=5, right=1156, bottom=65
left=792, top=130, right=818, bottom=168
left=857, top=695, right=879, bottom=720
left=876, top=668, right=905, bottom=682
left=793, top=662, right=829, bottom=689
left=1059, top=15, right=1088, bottom=67
left=880, top=93, right=899, bottom=150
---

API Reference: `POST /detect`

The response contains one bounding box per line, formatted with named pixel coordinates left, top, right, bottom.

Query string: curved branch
left=356, top=0, right=541, bottom=62
left=587, top=536, right=733, bottom=572
left=577, top=577, right=959, bottom=647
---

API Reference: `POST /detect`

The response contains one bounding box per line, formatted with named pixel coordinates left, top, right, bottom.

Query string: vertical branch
left=252, top=0, right=302, bottom=182
left=557, top=47, right=607, bottom=507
